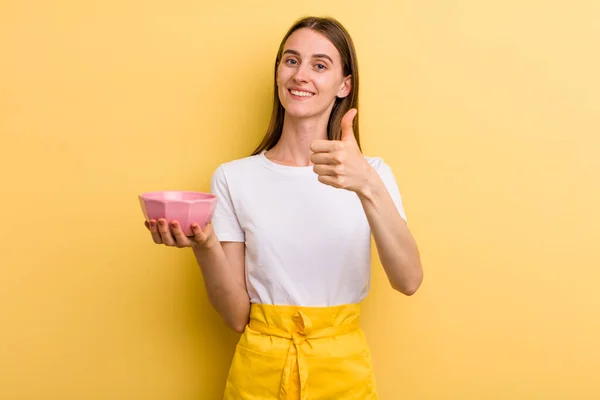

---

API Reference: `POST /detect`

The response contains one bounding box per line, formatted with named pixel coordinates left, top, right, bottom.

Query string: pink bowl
left=138, top=191, right=218, bottom=236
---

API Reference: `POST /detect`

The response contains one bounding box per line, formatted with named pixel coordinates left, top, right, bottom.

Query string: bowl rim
left=138, top=190, right=217, bottom=203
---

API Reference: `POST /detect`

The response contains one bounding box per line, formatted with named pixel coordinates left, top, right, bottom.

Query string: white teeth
left=290, top=90, right=314, bottom=97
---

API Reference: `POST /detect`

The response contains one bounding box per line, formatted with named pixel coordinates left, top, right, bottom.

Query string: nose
left=292, top=64, right=310, bottom=83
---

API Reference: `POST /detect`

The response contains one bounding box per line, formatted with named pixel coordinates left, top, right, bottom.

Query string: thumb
left=341, top=108, right=358, bottom=142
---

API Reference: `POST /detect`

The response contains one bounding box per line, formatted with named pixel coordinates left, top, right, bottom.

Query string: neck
left=265, top=112, right=329, bottom=166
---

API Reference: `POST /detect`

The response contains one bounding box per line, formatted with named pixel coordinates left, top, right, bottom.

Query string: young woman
left=146, top=16, right=423, bottom=400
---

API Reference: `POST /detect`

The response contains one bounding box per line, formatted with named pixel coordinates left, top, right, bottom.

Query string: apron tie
left=249, top=309, right=360, bottom=400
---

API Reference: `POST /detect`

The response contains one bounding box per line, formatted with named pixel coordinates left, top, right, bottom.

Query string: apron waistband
left=247, top=304, right=361, bottom=400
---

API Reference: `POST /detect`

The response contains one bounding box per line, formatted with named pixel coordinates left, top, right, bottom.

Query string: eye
left=314, top=63, right=328, bottom=71
left=285, top=58, right=298, bottom=66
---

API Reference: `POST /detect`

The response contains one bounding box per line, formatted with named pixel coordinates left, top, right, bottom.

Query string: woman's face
left=276, top=28, right=351, bottom=120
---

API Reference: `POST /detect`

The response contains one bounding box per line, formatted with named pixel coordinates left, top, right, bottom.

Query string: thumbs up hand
left=310, top=108, right=376, bottom=195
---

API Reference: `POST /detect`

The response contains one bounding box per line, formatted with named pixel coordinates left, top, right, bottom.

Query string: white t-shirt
left=209, top=150, right=407, bottom=307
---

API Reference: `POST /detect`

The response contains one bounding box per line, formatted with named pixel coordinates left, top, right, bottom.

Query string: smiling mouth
left=289, top=89, right=314, bottom=98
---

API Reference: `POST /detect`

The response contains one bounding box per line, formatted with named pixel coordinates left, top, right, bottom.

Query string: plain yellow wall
left=1, top=0, right=599, bottom=398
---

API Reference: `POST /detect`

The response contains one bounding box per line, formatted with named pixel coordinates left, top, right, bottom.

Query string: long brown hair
left=251, top=16, right=361, bottom=156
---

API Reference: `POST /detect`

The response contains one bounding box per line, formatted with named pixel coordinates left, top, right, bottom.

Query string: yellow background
left=1, top=0, right=599, bottom=398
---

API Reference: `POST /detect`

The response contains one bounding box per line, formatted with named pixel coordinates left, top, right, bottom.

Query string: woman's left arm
left=356, top=170, right=423, bottom=295
left=310, top=108, right=423, bottom=295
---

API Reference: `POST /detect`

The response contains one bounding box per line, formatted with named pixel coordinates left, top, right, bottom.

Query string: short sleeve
left=209, top=165, right=245, bottom=242
left=371, top=158, right=408, bottom=223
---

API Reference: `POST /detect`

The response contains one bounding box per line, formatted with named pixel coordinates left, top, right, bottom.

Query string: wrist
left=356, top=169, right=380, bottom=201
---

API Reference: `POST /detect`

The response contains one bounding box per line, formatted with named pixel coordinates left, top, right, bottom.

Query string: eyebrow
left=283, top=49, right=334, bottom=64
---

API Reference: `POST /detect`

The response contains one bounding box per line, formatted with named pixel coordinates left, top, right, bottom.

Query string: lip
left=288, top=88, right=315, bottom=100
left=288, top=87, right=315, bottom=94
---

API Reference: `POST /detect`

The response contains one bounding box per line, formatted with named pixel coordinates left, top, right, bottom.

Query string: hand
left=310, top=108, right=375, bottom=194
left=144, top=218, right=215, bottom=249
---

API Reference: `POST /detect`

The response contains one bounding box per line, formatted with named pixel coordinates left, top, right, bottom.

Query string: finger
left=157, top=218, right=176, bottom=246
left=310, top=139, right=343, bottom=153
left=311, top=152, right=341, bottom=165
left=317, top=174, right=341, bottom=188
left=341, top=108, right=358, bottom=141
left=313, top=164, right=338, bottom=177
left=170, top=221, right=191, bottom=248
left=148, top=219, right=163, bottom=244
left=191, top=223, right=207, bottom=243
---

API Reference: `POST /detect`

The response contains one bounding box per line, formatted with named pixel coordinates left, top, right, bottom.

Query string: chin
left=282, top=101, right=332, bottom=120
left=284, top=107, right=315, bottom=119
left=278, top=101, right=309, bottom=117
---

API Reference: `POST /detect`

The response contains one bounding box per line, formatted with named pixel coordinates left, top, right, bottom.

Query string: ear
left=336, top=75, right=352, bottom=98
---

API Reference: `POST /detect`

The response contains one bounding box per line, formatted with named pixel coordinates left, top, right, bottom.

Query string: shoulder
left=365, top=156, right=385, bottom=168
left=364, top=155, right=407, bottom=220
left=364, top=156, right=394, bottom=176
left=364, top=155, right=402, bottom=191
left=211, top=154, right=263, bottom=180
left=215, top=154, right=263, bottom=172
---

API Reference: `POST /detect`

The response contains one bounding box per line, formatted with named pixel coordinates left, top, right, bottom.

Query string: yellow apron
left=223, top=303, right=378, bottom=400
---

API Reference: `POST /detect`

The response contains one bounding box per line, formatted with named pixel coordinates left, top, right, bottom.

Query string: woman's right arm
left=147, top=218, right=250, bottom=333
left=192, top=238, right=250, bottom=333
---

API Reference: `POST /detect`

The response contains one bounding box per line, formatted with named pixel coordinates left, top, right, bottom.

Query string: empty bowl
left=138, top=191, right=218, bottom=236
